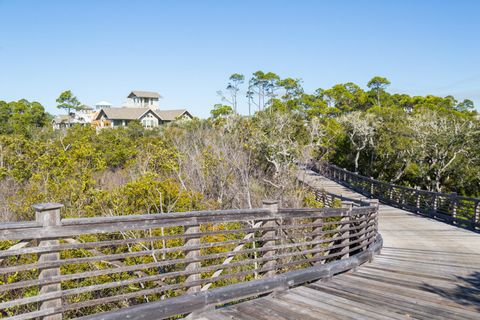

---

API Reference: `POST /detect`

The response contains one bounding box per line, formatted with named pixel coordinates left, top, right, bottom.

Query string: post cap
left=341, top=201, right=354, bottom=208
left=32, top=203, right=64, bottom=212
left=262, top=200, right=279, bottom=205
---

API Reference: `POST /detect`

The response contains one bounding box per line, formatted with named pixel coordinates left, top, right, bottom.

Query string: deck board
left=198, top=170, right=480, bottom=319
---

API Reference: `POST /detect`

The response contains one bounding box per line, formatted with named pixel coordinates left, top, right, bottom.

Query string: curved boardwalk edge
left=198, top=168, right=480, bottom=320
left=0, top=198, right=380, bottom=319
left=81, top=235, right=382, bottom=320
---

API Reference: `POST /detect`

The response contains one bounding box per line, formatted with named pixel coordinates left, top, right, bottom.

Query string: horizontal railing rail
left=313, top=162, right=480, bottom=231
left=0, top=198, right=381, bottom=320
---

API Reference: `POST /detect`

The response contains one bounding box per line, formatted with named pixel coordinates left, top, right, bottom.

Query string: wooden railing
left=0, top=199, right=381, bottom=320
left=314, top=162, right=480, bottom=231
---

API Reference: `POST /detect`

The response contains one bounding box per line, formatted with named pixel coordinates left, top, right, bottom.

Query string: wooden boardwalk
left=198, top=170, right=480, bottom=320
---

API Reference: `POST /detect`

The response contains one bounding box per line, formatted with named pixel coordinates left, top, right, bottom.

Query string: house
left=52, top=107, right=96, bottom=130
left=53, top=90, right=192, bottom=130
left=156, top=109, right=193, bottom=122
left=94, top=107, right=192, bottom=129
left=126, top=91, right=162, bottom=108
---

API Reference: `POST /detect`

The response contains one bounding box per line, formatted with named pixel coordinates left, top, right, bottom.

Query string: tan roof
left=128, top=91, right=162, bottom=99
left=156, top=109, right=191, bottom=121
left=52, top=115, right=71, bottom=124
left=96, top=107, right=192, bottom=121
left=98, top=108, right=155, bottom=120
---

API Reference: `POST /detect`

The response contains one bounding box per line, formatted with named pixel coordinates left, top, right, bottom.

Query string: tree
left=249, top=71, right=280, bottom=111
left=338, top=111, right=376, bottom=172
left=0, top=99, right=50, bottom=135
left=210, top=104, right=233, bottom=119
left=367, top=76, right=391, bottom=107
left=246, top=87, right=254, bottom=116
left=408, top=109, right=478, bottom=192
left=456, top=99, right=475, bottom=112
left=56, top=90, right=84, bottom=116
left=323, top=82, right=366, bottom=113
left=277, top=78, right=303, bottom=101
left=226, top=74, right=244, bottom=113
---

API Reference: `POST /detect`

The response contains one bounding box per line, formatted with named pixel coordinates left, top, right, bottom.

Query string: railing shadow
left=421, top=271, right=480, bottom=311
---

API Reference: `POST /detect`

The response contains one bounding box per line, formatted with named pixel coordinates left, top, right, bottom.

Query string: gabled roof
left=52, top=114, right=89, bottom=124
left=96, top=108, right=159, bottom=121
left=52, top=115, right=71, bottom=124
left=95, top=107, right=192, bottom=122
left=156, top=109, right=192, bottom=121
left=128, top=91, right=162, bottom=99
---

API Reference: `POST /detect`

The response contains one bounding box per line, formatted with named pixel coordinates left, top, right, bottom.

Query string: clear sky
left=1, top=0, right=479, bottom=117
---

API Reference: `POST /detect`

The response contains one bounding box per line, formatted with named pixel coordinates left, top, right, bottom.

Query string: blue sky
left=1, top=0, right=479, bottom=117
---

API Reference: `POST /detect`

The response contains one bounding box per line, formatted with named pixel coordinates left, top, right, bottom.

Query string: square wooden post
left=367, top=199, right=379, bottom=243
left=450, top=193, right=458, bottom=224
left=33, top=203, right=63, bottom=320
left=339, top=201, right=353, bottom=259
left=356, top=197, right=368, bottom=251
left=262, top=200, right=279, bottom=277
left=367, top=199, right=379, bottom=261
left=369, top=177, right=374, bottom=197
left=313, top=205, right=325, bottom=263
left=416, top=191, right=421, bottom=213
left=473, top=201, right=479, bottom=231
left=185, top=223, right=201, bottom=293
left=432, top=195, right=438, bottom=218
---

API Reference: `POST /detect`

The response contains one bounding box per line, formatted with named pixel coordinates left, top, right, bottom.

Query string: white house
left=94, top=108, right=192, bottom=129
left=53, top=90, right=192, bottom=130
left=125, top=91, right=162, bottom=108
left=52, top=106, right=96, bottom=130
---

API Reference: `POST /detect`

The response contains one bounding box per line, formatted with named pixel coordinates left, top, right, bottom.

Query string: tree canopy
left=56, top=90, right=84, bottom=114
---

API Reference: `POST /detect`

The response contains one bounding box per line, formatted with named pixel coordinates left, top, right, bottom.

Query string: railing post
left=369, top=177, right=374, bottom=197
left=262, top=200, right=279, bottom=277
left=450, top=193, right=458, bottom=224
left=313, top=203, right=325, bottom=263
left=33, top=203, right=63, bottom=320
left=339, top=201, right=353, bottom=259
left=367, top=199, right=379, bottom=243
left=415, top=190, right=421, bottom=213
left=356, top=197, right=368, bottom=250
left=185, top=222, right=201, bottom=293
left=367, top=199, right=379, bottom=260
left=432, top=195, right=438, bottom=218
left=474, top=201, right=479, bottom=231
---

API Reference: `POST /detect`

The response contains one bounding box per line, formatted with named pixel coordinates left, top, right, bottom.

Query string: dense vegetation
left=0, top=112, right=315, bottom=222
left=1, top=74, right=478, bottom=318
left=216, top=72, right=480, bottom=196
left=1, top=73, right=479, bottom=222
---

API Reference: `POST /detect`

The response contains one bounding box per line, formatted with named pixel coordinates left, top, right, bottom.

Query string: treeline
left=214, top=72, right=480, bottom=197
left=1, top=73, right=478, bottom=221
left=215, top=73, right=475, bottom=116
left=0, top=99, right=51, bottom=136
